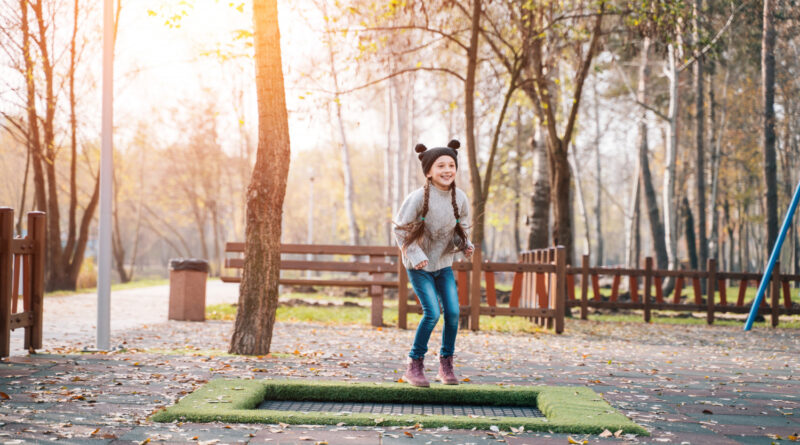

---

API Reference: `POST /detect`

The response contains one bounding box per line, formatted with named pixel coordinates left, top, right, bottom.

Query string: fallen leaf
left=702, top=409, right=713, bottom=414
left=0, top=392, right=9, bottom=400
left=404, top=431, right=414, bottom=437
left=567, top=436, right=587, bottom=444
left=599, top=429, right=612, bottom=438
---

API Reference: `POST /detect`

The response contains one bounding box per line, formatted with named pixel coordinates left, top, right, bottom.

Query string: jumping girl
left=394, top=139, right=474, bottom=387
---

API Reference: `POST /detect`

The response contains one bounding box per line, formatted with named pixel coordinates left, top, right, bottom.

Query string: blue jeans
left=406, top=266, right=459, bottom=359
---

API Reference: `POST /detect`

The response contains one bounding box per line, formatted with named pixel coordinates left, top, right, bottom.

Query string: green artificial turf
left=151, top=379, right=648, bottom=435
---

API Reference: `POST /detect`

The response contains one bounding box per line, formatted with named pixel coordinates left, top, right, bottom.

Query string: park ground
left=1, top=281, right=800, bottom=444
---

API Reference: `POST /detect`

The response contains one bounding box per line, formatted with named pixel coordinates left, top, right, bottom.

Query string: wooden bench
left=221, top=243, right=400, bottom=327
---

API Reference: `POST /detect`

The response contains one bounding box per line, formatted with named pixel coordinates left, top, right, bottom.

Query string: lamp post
left=97, top=0, right=114, bottom=350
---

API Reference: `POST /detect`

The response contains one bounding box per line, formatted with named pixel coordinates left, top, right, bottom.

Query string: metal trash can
left=168, top=258, right=209, bottom=321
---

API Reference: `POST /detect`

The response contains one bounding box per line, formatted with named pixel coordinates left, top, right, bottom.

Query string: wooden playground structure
left=0, top=208, right=45, bottom=358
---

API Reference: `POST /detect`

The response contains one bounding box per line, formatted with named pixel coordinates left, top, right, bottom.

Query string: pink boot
left=437, top=355, right=459, bottom=385
left=403, top=357, right=430, bottom=387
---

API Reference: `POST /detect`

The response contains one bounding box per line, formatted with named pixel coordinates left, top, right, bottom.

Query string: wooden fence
left=0, top=208, right=46, bottom=358
left=223, top=243, right=567, bottom=333
left=568, top=254, right=800, bottom=326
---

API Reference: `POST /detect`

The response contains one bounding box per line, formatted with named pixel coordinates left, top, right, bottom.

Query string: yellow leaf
left=567, top=437, right=587, bottom=444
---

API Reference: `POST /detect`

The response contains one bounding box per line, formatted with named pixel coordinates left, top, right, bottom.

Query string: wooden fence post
left=644, top=257, right=652, bottom=323
left=0, top=208, right=13, bottom=358
left=580, top=254, right=589, bottom=320
left=397, top=252, right=408, bottom=330
left=369, top=254, right=384, bottom=328
left=469, top=248, right=482, bottom=331
left=554, top=246, right=566, bottom=334
left=706, top=258, right=716, bottom=325
left=772, top=261, right=780, bottom=328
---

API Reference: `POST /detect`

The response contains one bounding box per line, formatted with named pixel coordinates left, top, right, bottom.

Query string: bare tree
left=761, top=0, right=778, bottom=255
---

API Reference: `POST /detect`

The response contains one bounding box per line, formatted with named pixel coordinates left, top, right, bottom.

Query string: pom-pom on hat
left=416, top=139, right=460, bottom=175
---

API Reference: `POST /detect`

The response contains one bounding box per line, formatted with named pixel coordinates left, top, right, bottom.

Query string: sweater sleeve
left=394, top=190, right=429, bottom=267
left=459, top=191, right=474, bottom=251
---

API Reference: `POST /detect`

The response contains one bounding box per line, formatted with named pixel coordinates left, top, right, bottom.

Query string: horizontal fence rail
left=0, top=208, right=46, bottom=358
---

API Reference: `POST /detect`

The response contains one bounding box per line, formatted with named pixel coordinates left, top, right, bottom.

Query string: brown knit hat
left=416, top=139, right=460, bottom=175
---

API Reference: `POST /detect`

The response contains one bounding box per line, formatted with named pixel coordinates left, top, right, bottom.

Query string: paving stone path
left=1, top=282, right=799, bottom=444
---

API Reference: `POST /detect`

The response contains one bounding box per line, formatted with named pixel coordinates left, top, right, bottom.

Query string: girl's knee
left=443, top=308, right=459, bottom=325
left=444, top=309, right=460, bottom=326
left=421, top=307, right=441, bottom=324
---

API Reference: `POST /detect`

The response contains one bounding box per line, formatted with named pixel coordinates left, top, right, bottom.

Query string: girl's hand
left=414, top=260, right=428, bottom=270
left=464, top=246, right=474, bottom=258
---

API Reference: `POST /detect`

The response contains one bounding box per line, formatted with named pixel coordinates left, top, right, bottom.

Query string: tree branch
left=677, top=0, right=750, bottom=73
left=336, top=66, right=465, bottom=95
left=343, top=25, right=469, bottom=52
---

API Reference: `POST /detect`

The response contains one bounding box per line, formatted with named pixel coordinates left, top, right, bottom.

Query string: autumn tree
left=229, top=0, right=291, bottom=355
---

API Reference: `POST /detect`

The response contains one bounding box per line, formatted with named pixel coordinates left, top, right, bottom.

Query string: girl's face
left=427, top=156, right=457, bottom=190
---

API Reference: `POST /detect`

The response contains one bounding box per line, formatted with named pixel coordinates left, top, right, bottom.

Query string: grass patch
left=151, top=379, right=647, bottom=435
left=207, top=303, right=549, bottom=334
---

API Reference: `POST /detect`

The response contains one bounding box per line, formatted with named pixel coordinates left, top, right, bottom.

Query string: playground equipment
left=744, top=180, right=800, bottom=330
left=0, top=208, right=46, bottom=357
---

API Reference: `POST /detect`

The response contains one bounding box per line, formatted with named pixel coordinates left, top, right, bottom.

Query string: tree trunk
left=384, top=87, right=393, bottom=244
left=725, top=199, right=734, bottom=272
left=529, top=4, right=604, bottom=265
left=708, top=63, right=729, bottom=264
left=550, top=142, right=574, bottom=263
left=663, top=43, right=680, bottom=273
left=392, top=75, right=408, bottom=214
left=112, top=169, right=130, bottom=283
left=682, top=197, right=699, bottom=270
left=625, top=162, right=641, bottom=268
left=761, top=0, right=778, bottom=254
left=636, top=37, right=669, bottom=270
left=570, top=147, right=591, bottom=256
left=464, top=0, right=483, bottom=248
left=527, top=126, right=550, bottom=249
left=66, top=0, right=79, bottom=260
left=693, top=0, right=707, bottom=271
left=592, top=81, right=603, bottom=266
left=229, top=0, right=291, bottom=355
left=322, top=4, right=359, bottom=246
left=513, top=106, right=522, bottom=253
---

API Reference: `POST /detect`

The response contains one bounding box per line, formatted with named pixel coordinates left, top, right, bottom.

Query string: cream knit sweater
left=394, top=185, right=473, bottom=271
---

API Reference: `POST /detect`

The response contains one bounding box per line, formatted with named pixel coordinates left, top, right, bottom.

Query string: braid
left=421, top=178, right=431, bottom=218
left=450, top=182, right=469, bottom=253
left=394, top=179, right=432, bottom=252
left=450, top=183, right=459, bottom=220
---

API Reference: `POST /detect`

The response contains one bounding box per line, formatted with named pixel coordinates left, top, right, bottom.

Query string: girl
left=394, top=139, right=474, bottom=387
